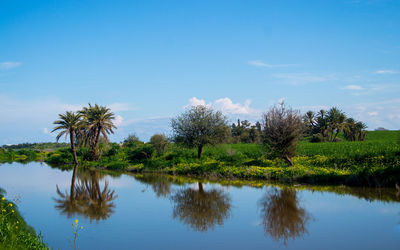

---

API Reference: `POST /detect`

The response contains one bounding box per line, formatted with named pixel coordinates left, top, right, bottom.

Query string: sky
left=1, top=0, right=400, bottom=144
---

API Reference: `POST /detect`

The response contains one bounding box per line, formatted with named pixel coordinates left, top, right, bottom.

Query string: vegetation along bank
left=1, top=103, right=399, bottom=187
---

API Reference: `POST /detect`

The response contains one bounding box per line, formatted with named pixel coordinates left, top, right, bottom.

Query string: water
left=1, top=162, right=399, bottom=250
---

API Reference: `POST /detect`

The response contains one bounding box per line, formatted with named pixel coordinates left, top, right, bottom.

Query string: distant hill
left=0, top=142, right=69, bottom=151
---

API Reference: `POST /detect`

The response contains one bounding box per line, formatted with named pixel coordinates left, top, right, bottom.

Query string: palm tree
left=327, top=107, right=346, bottom=142
left=52, top=111, right=82, bottom=165
left=80, top=104, right=117, bottom=161
left=303, top=111, right=316, bottom=136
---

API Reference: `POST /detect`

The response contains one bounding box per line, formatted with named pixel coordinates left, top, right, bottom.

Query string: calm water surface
left=0, top=162, right=399, bottom=250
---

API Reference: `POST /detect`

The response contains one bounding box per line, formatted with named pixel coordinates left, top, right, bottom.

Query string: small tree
left=123, top=134, right=143, bottom=147
left=262, top=103, right=303, bottom=165
left=149, top=134, right=169, bottom=155
left=171, top=105, right=229, bottom=158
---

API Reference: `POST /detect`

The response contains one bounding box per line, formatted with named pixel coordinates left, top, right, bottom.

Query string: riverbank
left=2, top=131, right=400, bottom=187
left=0, top=189, right=48, bottom=249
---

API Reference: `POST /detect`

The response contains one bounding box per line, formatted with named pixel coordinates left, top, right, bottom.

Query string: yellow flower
left=75, top=219, right=78, bottom=224
left=80, top=226, right=83, bottom=229
left=1, top=197, right=4, bottom=201
left=11, top=210, right=14, bottom=213
left=16, top=221, right=19, bottom=224
left=9, top=203, right=13, bottom=207
left=16, top=226, right=18, bottom=229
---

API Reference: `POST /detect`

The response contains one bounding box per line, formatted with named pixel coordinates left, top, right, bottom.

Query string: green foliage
left=0, top=149, right=45, bottom=164
left=230, top=119, right=262, bottom=143
left=123, top=134, right=144, bottom=147
left=0, top=142, right=69, bottom=151
left=304, top=107, right=367, bottom=142
left=171, top=105, right=230, bottom=158
left=106, top=161, right=130, bottom=171
left=262, top=103, right=303, bottom=165
left=0, top=191, right=49, bottom=249
left=149, top=134, right=169, bottom=155
left=46, top=148, right=74, bottom=165
left=12, top=130, right=399, bottom=187
left=127, top=144, right=155, bottom=164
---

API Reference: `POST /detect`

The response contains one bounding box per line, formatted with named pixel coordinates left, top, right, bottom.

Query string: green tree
left=122, top=134, right=143, bottom=147
left=149, top=134, right=169, bottom=155
left=326, top=107, right=346, bottom=142
left=171, top=105, right=229, bottom=158
left=170, top=182, right=231, bottom=232
left=343, top=118, right=367, bottom=141
left=262, top=103, right=303, bottom=165
left=303, top=111, right=316, bottom=136
left=52, top=111, right=82, bottom=165
left=80, top=104, right=117, bottom=161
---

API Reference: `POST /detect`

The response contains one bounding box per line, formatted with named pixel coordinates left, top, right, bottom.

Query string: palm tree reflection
left=259, top=187, right=310, bottom=245
left=54, top=169, right=117, bottom=222
left=171, top=182, right=231, bottom=232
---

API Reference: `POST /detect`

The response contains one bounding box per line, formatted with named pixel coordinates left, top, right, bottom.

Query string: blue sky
left=1, top=0, right=399, bottom=144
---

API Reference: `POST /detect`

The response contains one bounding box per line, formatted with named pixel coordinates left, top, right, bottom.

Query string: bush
left=127, top=144, right=155, bottom=163
left=262, top=103, right=303, bottom=165
left=149, top=134, right=169, bottom=155
left=106, top=161, right=129, bottom=170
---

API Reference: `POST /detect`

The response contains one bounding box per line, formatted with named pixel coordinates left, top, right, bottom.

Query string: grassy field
left=297, top=130, right=400, bottom=158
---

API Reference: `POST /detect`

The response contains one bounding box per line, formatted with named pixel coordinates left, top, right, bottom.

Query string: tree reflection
left=134, top=174, right=172, bottom=198
left=54, top=169, right=117, bottom=222
left=259, top=187, right=310, bottom=245
left=171, top=182, right=231, bottom=232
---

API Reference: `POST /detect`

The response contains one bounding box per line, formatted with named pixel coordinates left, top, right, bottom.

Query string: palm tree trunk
left=70, top=130, right=79, bottom=165
left=70, top=163, right=78, bottom=200
left=92, top=126, right=102, bottom=161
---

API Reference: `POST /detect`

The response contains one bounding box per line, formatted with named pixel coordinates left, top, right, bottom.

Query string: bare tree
left=262, top=103, right=303, bottom=165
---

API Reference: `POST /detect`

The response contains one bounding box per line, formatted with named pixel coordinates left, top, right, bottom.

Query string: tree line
left=53, top=102, right=367, bottom=167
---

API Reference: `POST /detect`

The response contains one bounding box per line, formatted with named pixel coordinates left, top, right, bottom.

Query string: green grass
left=6, top=130, right=399, bottom=187
left=0, top=189, right=48, bottom=250
left=297, top=130, right=400, bottom=158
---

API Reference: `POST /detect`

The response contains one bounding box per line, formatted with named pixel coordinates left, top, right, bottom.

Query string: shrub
left=127, top=144, right=155, bottom=163
left=149, top=134, right=169, bottom=155
left=262, top=103, right=303, bottom=165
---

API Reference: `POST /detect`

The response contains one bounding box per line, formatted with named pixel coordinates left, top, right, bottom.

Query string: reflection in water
left=171, top=182, right=231, bottom=232
left=134, top=174, right=172, bottom=198
left=259, top=187, right=310, bottom=245
left=54, top=169, right=117, bottom=222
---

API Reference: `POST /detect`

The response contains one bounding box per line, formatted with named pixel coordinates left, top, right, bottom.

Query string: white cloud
left=185, top=97, right=261, bottom=116
left=0, top=62, right=22, bottom=70
left=114, top=115, right=124, bottom=126
left=187, top=97, right=206, bottom=107
left=248, top=60, right=298, bottom=68
left=214, top=98, right=254, bottom=115
left=342, top=85, right=364, bottom=90
left=375, top=70, right=397, bottom=74
left=368, top=111, right=378, bottom=116
left=43, top=128, right=51, bottom=134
